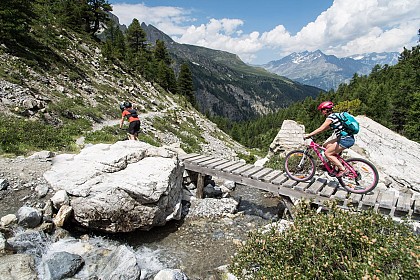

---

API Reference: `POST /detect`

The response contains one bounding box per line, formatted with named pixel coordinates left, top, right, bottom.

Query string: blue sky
left=109, top=0, right=420, bottom=64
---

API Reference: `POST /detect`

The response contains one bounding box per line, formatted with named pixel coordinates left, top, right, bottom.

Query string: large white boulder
left=44, top=141, right=184, bottom=232
left=354, top=116, right=420, bottom=191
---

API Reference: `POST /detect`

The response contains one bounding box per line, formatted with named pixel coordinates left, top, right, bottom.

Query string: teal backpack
left=336, top=112, right=360, bottom=135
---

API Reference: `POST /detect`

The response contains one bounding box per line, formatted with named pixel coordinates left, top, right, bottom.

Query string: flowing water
left=115, top=184, right=285, bottom=279
left=8, top=184, right=284, bottom=279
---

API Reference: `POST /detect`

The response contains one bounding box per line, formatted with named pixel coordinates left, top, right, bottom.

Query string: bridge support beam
left=196, top=173, right=205, bottom=198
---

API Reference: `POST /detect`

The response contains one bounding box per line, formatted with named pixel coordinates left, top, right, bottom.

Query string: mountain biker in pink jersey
left=304, top=101, right=355, bottom=177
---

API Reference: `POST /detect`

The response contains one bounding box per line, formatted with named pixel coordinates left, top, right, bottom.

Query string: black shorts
left=128, top=120, right=140, bottom=135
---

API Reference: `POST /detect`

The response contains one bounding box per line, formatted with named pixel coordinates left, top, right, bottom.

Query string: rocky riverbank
left=0, top=148, right=284, bottom=279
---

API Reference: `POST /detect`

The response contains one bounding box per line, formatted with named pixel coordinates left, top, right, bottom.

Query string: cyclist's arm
left=120, top=111, right=127, bottom=128
left=305, top=119, right=332, bottom=138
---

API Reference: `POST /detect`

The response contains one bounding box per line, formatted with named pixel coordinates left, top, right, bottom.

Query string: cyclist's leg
left=127, top=121, right=137, bottom=140
left=322, top=133, right=337, bottom=148
left=333, top=136, right=355, bottom=176
left=132, top=120, right=140, bottom=141
left=325, top=139, right=346, bottom=172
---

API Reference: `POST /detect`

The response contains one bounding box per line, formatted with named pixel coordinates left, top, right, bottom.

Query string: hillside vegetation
left=1, top=1, right=418, bottom=157
left=0, top=0, right=236, bottom=156
left=213, top=45, right=420, bottom=148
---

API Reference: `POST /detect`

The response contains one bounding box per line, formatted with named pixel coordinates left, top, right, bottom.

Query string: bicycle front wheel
left=284, top=150, right=316, bottom=182
left=338, top=158, right=379, bottom=194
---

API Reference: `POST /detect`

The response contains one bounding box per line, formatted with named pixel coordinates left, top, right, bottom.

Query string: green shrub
left=138, top=132, right=160, bottom=147
left=152, top=115, right=204, bottom=153
left=48, top=97, right=103, bottom=121
left=84, top=126, right=124, bottom=144
left=0, top=115, right=77, bottom=155
left=237, top=152, right=257, bottom=164
left=230, top=203, right=420, bottom=279
left=264, top=153, right=285, bottom=171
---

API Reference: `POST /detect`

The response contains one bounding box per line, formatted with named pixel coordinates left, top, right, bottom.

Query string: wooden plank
left=192, top=156, right=215, bottom=164
left=378, top=190, right=397, bottom=211
left=196, top=173, right=205, bottom=198
left=187, top=155, right=210, bottom=164
left=232, top=164, right=254, bottom=175
left=360, top=191, right=380, bottom=209
left=332, top=189, right=348, bottom=203
left=178, top=153, right=200, bottom=160
left=223, top=161, right=246, bottom=172
left=183, top=154, right=207, bottom=162
left=395, top=193, right=412, bottom=213
left=214, top=160, right=238, bottom=171
left=251, top=168, right=274, bottom=180
left=261, top=170, right=282, bottom=183
left=348, top=193, right=362, bottom=207
left=241, top=166, right=265, bottom=177
left=293, top=180, right=309, bottom=191
left=271, top=173, right=289, bottom=185
left=306, top=178, right=325, bottom=194
left=320, top=181, right=338, bottom=197
left=197, top=157, right=220, bottom=166
left=207, top=159, right=230, bottom=168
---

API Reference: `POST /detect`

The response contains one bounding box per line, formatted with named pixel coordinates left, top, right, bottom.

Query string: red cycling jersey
left=122, top=109, right=140, bottom=122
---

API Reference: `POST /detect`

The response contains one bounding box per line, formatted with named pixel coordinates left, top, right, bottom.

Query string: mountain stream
left=9, top=184, right=284, bottom=279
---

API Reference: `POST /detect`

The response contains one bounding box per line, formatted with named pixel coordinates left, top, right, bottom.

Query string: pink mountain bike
left=284, top=137, right=379, bottom=194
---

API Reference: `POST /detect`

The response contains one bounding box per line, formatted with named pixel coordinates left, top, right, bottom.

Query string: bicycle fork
left=297, top=150, right=310, bottom=169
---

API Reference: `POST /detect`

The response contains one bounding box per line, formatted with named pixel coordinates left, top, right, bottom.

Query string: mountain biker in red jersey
left=304, top=101, right=355, bottom=177
left=119, top=101, right=140, bottom=140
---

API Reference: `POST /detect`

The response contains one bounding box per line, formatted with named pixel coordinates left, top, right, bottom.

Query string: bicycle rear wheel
left=338, top=158, right=379, bottom=194
left=284, top=150, right=316, bottom=182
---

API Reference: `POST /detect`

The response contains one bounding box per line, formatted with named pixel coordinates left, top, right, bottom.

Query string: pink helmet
left=317, top=101, right=334, bottom=111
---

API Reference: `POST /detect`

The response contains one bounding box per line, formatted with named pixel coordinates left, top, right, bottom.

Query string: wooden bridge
left=180, top=153, right=420, bottom=220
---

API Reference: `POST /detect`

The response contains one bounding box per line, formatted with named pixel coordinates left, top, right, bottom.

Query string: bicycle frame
left=306, top=139, right=357, bottom=177
left=285, top=137, right=378, bottom=193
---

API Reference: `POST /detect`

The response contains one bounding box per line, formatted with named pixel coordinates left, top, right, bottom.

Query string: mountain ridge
left=261, top=50, right=399, bottom=91
left=140, top=23, right=322, bottom=121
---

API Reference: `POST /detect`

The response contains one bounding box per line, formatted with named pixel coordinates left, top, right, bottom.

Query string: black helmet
left=123, top=101, right=132, bottom=108
left=119, top=102, right=125, bottom=111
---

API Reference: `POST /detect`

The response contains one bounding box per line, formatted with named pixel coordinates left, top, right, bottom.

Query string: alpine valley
left=139, top=23, right=321, bottom=121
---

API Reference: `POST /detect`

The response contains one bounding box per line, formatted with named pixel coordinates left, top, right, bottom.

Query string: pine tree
left=0, top=0, right=34, bottom=43
left=126, top=19, right=147, bottom=54
left=178, top=63, right=195, bottom=104
left=85, top=0, right=112, bottom=35
left=156, top=61, right=169, bottom=90
left=102, top=23, right=125, bottom=61
left=154, top=40, right=171, bottom=65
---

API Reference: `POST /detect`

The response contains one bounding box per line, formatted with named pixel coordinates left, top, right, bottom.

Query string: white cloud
left=174, top=19, right=262, bottom=62
left=112, top=0, right=420, bottom=63
left=112, top=3, right=192, bottom=35
left=280, top=0, right=420, bottom=57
